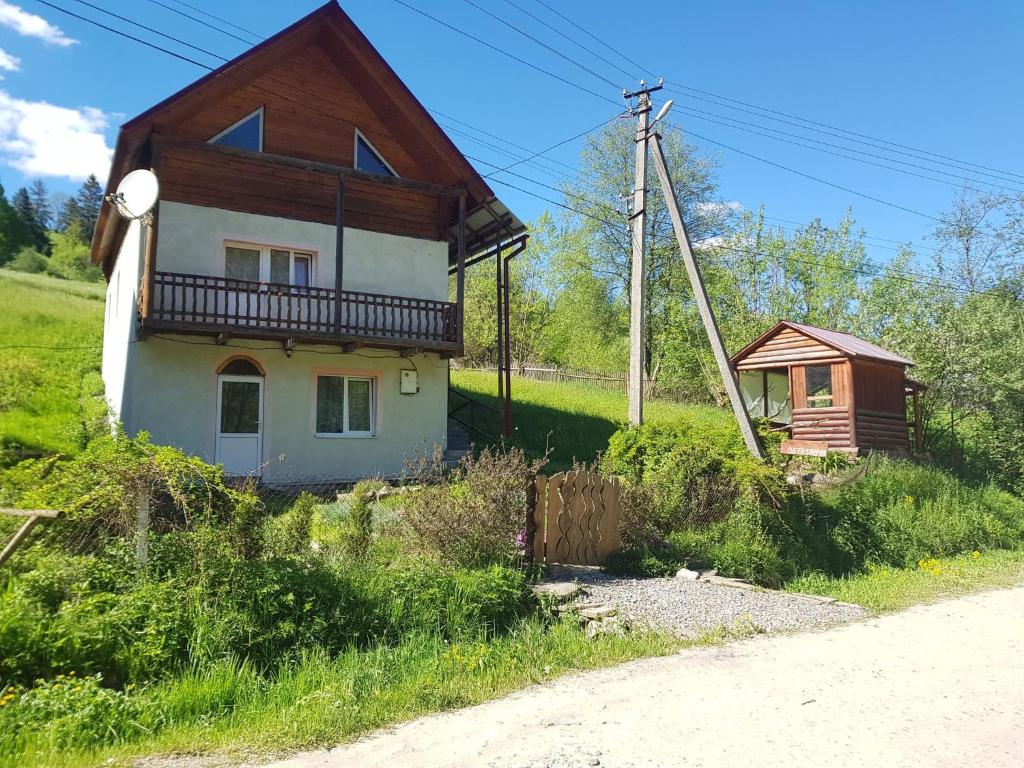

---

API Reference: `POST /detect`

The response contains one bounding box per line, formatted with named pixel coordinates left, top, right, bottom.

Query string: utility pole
left=625, top=81, right=661, bottom=426
left=649, top=128, right=765, bottom=460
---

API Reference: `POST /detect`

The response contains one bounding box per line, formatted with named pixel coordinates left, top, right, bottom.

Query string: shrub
left=339, top=480, right=386, bottom=559
left=0, top=674, right=143, bottom=753
left=402, top=445, right=546, bottom=568
left=6, top=247, right=46, bottom=274
left=276, top=491, right=317, bottom=555
left=11, top=431, right=256, bottom=553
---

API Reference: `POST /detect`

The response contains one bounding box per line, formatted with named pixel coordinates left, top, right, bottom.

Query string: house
left=95, top=2, right=524, bottom=483
left=730, top=321, right=924, bottom=455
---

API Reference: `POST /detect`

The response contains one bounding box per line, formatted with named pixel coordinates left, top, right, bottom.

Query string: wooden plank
left=547, top=472, right=567, bottom=564
left=532, top=474, right=547, bottom=565
left=780, top=440, right=829, bottom=457
left=597, top=475, right=621, bottom=563
left=0, top=516, right=40, bottom=566
left=562, top=471, right=585, bottom=565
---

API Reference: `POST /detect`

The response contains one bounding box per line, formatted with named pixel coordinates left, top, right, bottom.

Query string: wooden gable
left=732, top=325, right=848, bottom=370
left=92, top=2, right=505, bottom=269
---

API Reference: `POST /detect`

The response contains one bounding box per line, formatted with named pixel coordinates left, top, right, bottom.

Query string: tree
left=11, top=186, right=48, bottom=253
left=558, top=120, right=729, bottom=383
left=74, top=175, right=105, bottom=244
left=0, top=181, right=32, bottom=264
left=56, top=194, right=82, bottom=233
left=46, top=221, right=101, bottom=282
left=29, top=179, right=52, bottom=231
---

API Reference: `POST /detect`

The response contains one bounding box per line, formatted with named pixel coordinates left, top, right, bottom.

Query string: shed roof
left=731, top=320, right=914, bottom=367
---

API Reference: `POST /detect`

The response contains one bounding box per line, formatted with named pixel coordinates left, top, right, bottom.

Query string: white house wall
left=156, top=201, right=449, bottom=301
left=101, top=218, right=145, bottom=425
left=119, top=336, right=448, bottom=482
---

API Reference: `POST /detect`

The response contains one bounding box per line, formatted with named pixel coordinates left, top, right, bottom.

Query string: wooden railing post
left=335, top=174, right=345, bottom=335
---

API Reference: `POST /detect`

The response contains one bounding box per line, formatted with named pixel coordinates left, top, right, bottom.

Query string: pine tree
left=12, top=186, right=47, bottom=253
left=56, top=195, right=82, bottom=232
left=28, top=179, right=52, bottom=231
left=0, top=181, right=33, bottom=264
left=74, top=175, right=105, bottom=244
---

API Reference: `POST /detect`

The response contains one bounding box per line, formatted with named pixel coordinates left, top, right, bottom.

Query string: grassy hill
left=451, top=368, right=730, bottom=470
left=0, top=269, right=105, bottom=462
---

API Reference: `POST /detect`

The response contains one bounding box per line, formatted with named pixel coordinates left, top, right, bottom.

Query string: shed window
left=316, top=375, right=374, bottom=436
left=805, top=365, right=833, bottom=408
left=355, top=131, right=396, bottom=177
left=209, top=107, right=263, bottom=152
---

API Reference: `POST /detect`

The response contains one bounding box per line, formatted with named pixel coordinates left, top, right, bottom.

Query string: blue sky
left=0, top=0, right=1021, bottom=264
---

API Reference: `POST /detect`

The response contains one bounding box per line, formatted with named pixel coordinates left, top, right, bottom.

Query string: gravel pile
left=556, top=567, right=866, bottom=638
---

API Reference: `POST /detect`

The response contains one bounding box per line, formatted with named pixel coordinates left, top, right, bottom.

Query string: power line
left=676, top=123, right=941, bottom=222
left=530, top=0, right=652, bottom=79
left=35, top=0, right=214, bottom=69
left=67, top=0, right=229, bottom=63
left=676, top=105, right=1024, bottom=196
left=389, top=0, right=622, bottom=107
left=159, top=0, right=264, bottom=43
left=141, top=0, right=254, bottom=46
left=515, top=1, right=1024, bottom=185
left=665, top=82, right=1024, bottom=185
left=497, top=0, right=639, bottom=83
left=460, top=0, right=623, bottom=90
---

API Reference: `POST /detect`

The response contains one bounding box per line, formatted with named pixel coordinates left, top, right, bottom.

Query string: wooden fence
left=530, top=471, right=621, bottom=566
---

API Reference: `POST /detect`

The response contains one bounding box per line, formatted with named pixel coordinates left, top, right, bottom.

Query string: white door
left=216, top=374, right=264, bottom=476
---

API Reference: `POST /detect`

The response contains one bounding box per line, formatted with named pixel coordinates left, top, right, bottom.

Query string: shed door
left=216, top=375, right=263, bottom=476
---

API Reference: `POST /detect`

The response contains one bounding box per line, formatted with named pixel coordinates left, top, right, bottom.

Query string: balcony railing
left=145, top=271, right=459, bottom=349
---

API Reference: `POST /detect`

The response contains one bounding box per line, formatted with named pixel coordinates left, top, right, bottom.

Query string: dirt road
left=270, top=587, right=1024, bottom=768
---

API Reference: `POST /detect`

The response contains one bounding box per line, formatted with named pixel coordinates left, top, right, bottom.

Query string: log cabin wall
left=789, top=360, right=856, bottom=451
left=852, top=360, right=909, bottom=453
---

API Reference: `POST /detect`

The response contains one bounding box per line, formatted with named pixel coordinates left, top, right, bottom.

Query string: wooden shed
left=730, top=321, right=923, bottom=456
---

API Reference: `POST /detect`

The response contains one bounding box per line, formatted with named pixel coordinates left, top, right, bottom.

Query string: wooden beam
left=153, top=135, right=466, bottom=198
left=341, top=342, right=361, bottom=353
left=650, top=132, right=765, bottom=460
left=0, top=517, right=40, bottom=567
left=335, top=174, right=345, bottom=334
left=456, top=193, right=466, bottom=346
left=0, top=508, right=63, bottom=519
left=912, top=389, right=924, bottom=452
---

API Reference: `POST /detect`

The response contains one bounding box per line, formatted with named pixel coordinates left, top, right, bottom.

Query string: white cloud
left=0, top=1, right=77, bottom=46
left=0, top=90, right=112, bottom=180
left=0, top=47, right=20, bottom=73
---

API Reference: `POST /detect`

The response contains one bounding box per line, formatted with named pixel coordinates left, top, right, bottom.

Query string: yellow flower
left=905, top=495, right=915, bottom=504
left=971, top=550, right=981, bottom=559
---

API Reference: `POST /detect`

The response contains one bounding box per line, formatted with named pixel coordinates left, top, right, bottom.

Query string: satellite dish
left=111, top=169, right=159, bottom=220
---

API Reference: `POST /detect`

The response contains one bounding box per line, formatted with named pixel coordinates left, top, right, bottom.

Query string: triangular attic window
left=209, top=108, right=263, bottom=152
left=355, top=131, right=396, bottom=177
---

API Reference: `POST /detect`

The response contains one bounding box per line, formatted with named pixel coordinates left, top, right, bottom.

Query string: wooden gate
left=530, top=471, right=621, bottom=566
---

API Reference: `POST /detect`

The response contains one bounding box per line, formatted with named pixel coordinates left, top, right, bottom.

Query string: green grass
left=451, top=369, right=731, bottom=470
left=5, top=619, right=684, bottom=768
left=786, top=549, right=1024, bottom=613
left=0, top=269, right=104, bottom=461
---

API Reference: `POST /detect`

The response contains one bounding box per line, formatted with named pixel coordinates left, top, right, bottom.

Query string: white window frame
left=209, top=106, right=264, bottom=152
left=353, top=128, right=398, bottom=177
left=224, top=241, right=316, bottom=286
left=314, top=374, right=377, bottom=438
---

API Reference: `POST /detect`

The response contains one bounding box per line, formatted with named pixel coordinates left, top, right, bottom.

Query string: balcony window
left=209, top=107, right=264, bottom=152
left=224, top=243, right=314, bottom=286
left=355, top=129, right=396, bottom=177
left=315, top=375, right=375, bottom=436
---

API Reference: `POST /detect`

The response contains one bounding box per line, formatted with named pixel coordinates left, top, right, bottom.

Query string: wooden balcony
left=140, top=271, right=460, bottom=353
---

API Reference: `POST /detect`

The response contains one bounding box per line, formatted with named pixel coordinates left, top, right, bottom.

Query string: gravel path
left=563, top=568, right=866, bottom=637
left=268, top=586, right=1024, bottom=768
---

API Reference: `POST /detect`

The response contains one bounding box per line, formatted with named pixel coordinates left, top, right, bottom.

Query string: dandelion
left=904, top=495, right=915, bottom=504
left=971, top=550, right=981, bottom=559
